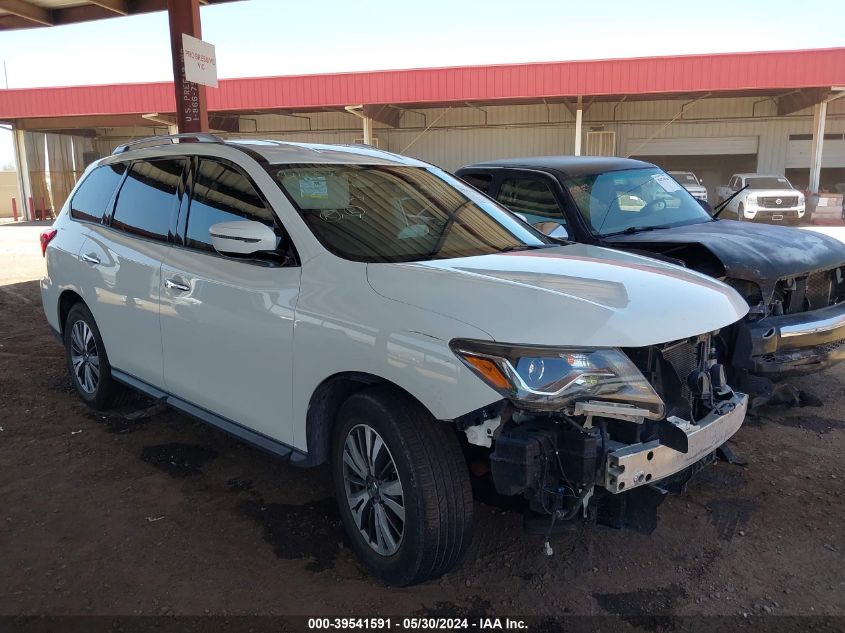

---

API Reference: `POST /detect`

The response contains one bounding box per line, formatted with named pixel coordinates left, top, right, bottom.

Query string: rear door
left=159, top=156, right=301, bottom=445
left=80, top=157, right=187, bottom=388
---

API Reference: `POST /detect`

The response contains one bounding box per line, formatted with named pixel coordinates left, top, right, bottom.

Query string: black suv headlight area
left=724, top=278, right=763, bottom=307
left=450, top=339, right=665, bottom=418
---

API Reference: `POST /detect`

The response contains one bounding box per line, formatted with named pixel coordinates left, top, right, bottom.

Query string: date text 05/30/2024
left=308, top=618, right=528, bottom=630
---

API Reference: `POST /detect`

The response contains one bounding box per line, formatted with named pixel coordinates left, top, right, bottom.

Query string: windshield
left=565, top=167, right=713, bottom=237
left=745, top=176, right=792, bottom=190
left=670, top=172, right=699, bottom=185
left=272, top=164, right=548, bottom=263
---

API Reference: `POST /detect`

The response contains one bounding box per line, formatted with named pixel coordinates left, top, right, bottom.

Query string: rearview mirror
left=209, top=221, right=279, bottom=256
left=532, top=220, right=569, bottom=240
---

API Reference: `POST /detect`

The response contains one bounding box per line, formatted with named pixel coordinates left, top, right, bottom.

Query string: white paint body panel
left=367, top=244, right=748, bottom=348
left=42, top=139, right=749, bottom=457
left=160, top=247, right=301, bottom=445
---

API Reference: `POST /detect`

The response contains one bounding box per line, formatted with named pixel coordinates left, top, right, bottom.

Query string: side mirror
left=209, top=220, right=279, bottom=256
left=532, top=220, right=569, bottom=241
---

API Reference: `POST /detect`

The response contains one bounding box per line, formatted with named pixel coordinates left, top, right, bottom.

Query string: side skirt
left=111, top=369, right=308, bottom=464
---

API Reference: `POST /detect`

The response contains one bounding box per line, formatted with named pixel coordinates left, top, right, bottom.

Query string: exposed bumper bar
left=744, top=302, right=845, bottom=375
left=603, top=393, right=747, bottom=494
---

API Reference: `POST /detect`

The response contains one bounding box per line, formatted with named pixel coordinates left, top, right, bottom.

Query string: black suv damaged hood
left=606, top=219, right=845, bottom=284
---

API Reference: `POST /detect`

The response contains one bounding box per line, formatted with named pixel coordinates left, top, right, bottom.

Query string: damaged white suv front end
left=373, top=241, right=752, bottom=534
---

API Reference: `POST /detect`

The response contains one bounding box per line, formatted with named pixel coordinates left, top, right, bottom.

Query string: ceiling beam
left=362, top=104, right=402, bottom=128
left=0, top=0, right=53, bottom=26
left=89, top=0, right=130, bottom=15
left=777, top=88, right=828, bottom=116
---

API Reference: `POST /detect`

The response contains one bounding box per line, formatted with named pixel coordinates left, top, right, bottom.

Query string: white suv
left=41, top=135, right=749, bottom=585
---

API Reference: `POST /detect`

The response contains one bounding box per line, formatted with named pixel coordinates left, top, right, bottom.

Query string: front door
left=159, top=157, right=301, bottom=445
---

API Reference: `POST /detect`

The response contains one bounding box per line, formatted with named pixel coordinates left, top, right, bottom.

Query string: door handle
left=80, top=253, right=100, bottom=265
left=164, top=278, right=191, bottom=293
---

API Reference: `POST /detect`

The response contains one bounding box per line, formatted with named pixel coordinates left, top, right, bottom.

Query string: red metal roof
left=2, top=47, right=844, bottom=120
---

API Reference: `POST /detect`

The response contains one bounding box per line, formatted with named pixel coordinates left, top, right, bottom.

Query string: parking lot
left=1, top=221, right=844, bottom=620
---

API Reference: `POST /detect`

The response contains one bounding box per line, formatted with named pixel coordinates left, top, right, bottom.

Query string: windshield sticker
left=652, top=173, right=682, bottom=192
left=299, top=176, right=329, bottom=199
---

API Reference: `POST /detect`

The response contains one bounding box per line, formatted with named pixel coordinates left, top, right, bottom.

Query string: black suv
left=457, top=156, right=845, bottom=393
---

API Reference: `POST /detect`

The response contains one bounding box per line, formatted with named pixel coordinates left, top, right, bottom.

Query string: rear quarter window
left=70, top=163, right=127, bottom=223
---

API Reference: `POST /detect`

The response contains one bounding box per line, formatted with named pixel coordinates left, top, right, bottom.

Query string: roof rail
left=112, top=133, right=223, bottom=155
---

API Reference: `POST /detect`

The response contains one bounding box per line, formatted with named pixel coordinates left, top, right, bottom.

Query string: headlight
left=450, top=339, right=664, bottom=418
left=746, top=195, right=758, bottom=205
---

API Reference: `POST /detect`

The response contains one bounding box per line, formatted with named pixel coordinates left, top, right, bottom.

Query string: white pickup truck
left=715, top=173, right=805, bottom=224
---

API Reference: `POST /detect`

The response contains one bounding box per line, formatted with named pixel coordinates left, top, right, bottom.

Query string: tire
left=331, top=385, right=473, bottom=586
left=64, top=302, right=129, bottom=410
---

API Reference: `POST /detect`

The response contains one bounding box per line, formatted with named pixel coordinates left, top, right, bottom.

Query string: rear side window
left=111, top=159, right=186, bottom=242
left=70, top=163, right=127, bottom=223
left=497, top=177, right=564, bottom=226
left=185, top=159, right=276, bottom=252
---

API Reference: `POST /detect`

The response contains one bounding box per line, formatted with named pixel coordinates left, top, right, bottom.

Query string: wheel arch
left=58, top=289, right=86, bottom=334
left=301, top=371, right=436, bottom=467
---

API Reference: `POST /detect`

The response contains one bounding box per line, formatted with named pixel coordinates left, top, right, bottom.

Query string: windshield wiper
left=712, top=185, right=749, bottom=219
left=600, top=226, right=670, bottom=238
left=498, top=243, right=558, bottom=253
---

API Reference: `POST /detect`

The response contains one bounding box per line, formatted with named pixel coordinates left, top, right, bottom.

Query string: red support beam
left=166, top=0, right=208, bottom=133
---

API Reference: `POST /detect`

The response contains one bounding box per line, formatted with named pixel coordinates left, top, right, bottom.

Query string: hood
left=747, top=189, right=802, bottom=198
left=366, top=243, right=748, bottom=348
left=607, top=220, right=845, bottom=296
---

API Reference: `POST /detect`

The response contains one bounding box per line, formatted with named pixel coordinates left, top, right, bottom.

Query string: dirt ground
left=1, top=223, right=844, bottom=623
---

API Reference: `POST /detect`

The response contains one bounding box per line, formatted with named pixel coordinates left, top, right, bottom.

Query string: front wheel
left=331, top=385, right=473, bottom=586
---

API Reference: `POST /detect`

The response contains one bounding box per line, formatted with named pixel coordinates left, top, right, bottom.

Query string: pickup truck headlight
left=745, top=195, right=758, bottom=206
left=450, top=339, right=665, bottom=418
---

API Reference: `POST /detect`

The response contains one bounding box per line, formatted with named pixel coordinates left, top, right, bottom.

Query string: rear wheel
left=331, top=385, right=473, bottom=586
left=64, top=303, right=128, bottom=410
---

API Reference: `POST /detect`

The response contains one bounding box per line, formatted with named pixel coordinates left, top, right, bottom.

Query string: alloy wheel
left=342, top=424, right=405, bottom=556
left=69, top=320, right=99, bottom=394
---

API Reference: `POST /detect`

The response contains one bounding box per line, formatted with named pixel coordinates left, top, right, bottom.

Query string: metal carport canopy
left=0, top=0, right=236, bottom=30
left=1, top=47, right=845, bottom=120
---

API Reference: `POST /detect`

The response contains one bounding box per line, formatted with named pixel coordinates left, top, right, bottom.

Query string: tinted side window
left=460, top=173, right=493, bottom=194
left=185, top=159, right=276, bottom=252
left=70, top=163, right=127, bottom=223
left=111, top=159, right=186, bottom=242
left=497, top=178, right=564, bottom=226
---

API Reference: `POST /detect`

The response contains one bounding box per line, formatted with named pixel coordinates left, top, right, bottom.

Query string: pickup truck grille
left=776, top=268, right=844, bottom=314
left=805, top=271, right=833, bottom=309
left=758, top=196, right=798, bottom=208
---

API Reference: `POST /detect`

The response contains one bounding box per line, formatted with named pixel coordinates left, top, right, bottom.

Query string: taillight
left=40, top=229, right=57, bottom=257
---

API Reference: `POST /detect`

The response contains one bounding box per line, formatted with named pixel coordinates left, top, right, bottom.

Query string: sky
left=0, top=0, right=844, bottom=164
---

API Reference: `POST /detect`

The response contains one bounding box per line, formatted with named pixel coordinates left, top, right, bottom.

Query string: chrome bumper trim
left=603, top=394, right=748, bottom=495
left=780, top=308, right=845, bottom=339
